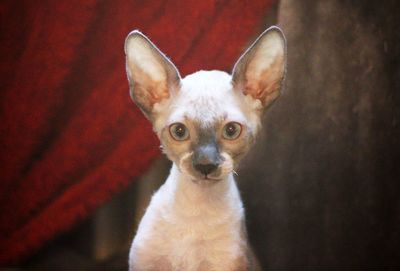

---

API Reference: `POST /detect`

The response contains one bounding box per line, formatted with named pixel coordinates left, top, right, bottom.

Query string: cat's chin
left=191, top=177, right=223, bottom=185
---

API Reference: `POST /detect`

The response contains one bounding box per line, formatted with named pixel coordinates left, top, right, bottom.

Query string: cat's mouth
left=197, top=174, right=222, bottom=182
left=183, top=167, right=223, bottom=183
left=178, top=152, right=233, bottom=183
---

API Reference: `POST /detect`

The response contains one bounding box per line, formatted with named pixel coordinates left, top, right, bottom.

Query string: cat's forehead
left=181, top=70, right=232, bottom=94
left=153, top=70, right=261, bottom=134
left=169, top=70, right=245, bottom=124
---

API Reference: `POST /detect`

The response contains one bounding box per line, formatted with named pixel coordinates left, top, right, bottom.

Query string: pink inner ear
left=243, top=55, right=284, bottom=107
left=147, top=82, right=170, bottom=106
left=131, top=65, right=171, bottom=111
left=134, top=80, right=170, bottom=111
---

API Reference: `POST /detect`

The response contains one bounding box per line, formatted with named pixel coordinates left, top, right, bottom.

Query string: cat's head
left=125, top=27, right=286, bottom=182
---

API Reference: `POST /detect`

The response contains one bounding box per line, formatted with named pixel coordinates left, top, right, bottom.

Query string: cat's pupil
left=226, top=124, right=236, bottom=136
left=175, top=124, right=186, bottom=137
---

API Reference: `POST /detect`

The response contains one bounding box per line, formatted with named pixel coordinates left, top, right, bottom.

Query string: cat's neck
left=164, top=163, right=241, bottom=214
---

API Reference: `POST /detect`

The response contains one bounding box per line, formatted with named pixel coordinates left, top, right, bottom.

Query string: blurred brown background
left=240, top=0, right=400, bottom=270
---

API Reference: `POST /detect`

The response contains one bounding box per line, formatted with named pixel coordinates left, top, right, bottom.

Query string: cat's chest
left=130, top=175, right=248, bottom=270
left=142, top=197, right=246, bottom=267
left=157, top=216, right=246, bottom=270
left=130, top=209, right=248, bottom=271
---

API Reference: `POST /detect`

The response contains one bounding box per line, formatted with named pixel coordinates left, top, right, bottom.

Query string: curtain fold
left=0, top=0, right=275, bottom=264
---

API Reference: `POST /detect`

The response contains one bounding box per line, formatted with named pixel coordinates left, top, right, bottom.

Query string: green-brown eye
left=222, top=122, right=242, bottom=140
left=169, top=123, right=189, bottom=141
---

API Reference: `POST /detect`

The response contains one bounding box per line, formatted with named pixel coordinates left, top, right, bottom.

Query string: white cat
left=124, top=26, right=286, bottom=271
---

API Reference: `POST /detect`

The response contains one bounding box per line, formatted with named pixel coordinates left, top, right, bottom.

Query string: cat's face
left=124, top=27, right=286, bottom=182
left=153, top=70, right=261, bottom=181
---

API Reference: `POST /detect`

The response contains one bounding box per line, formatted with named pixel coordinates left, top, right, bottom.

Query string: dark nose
left=193, top=144, right=221, bottom=176
left=194, top=163, right=218, bottom=176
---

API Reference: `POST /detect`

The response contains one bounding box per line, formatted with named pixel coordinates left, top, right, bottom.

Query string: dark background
left=1, top=0, right=399, bottom=270
left=239, top=0, right=400, bottom=270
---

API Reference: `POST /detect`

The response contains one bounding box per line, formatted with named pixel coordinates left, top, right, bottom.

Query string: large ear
left=232, top=26, right=286, bottom=111
left=124, top=30, right=181, bottom=119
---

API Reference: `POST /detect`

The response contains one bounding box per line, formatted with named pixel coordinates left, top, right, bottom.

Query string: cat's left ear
left=232, top=26, right=286, bottom=111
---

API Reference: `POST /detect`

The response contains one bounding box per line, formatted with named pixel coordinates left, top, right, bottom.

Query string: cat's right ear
left=125, top=30, right=181, bottom=120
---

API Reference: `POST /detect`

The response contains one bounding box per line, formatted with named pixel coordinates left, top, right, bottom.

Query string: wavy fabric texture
left=0, top=0, right=275, bottom=264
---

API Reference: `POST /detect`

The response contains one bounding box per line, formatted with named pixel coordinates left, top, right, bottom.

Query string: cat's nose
left=194, top=163, right=218, bottom=176
left=193, top=144, right=221, bottom=176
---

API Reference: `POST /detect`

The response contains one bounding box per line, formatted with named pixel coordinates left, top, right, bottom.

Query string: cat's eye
left=169, top=123, right=190, bottom=141
left=222, top=122, right=242, bottom=140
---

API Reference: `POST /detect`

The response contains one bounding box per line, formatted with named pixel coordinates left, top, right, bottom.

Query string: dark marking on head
left=192, top=125, right=222, bottom=176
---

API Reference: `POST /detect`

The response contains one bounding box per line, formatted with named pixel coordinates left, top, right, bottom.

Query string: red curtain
left=0, top=0, right=275, bottom=265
